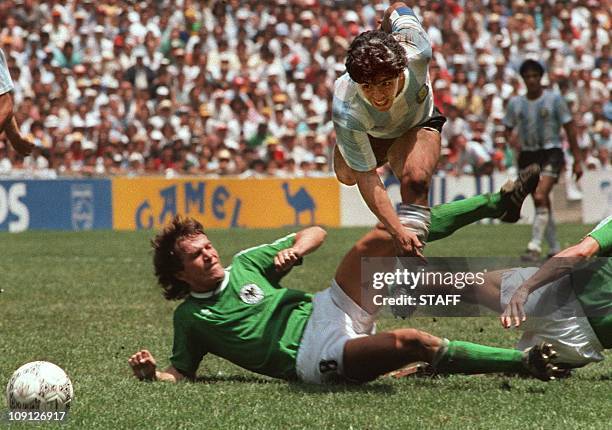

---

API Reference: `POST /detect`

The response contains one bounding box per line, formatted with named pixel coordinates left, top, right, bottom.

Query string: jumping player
left=332, top=3, right=445, bottom=258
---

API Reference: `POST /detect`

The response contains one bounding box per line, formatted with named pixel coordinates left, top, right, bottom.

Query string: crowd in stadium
left=0, top=0, right=609, bottom=179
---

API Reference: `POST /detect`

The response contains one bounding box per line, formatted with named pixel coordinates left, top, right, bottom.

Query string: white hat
left=300, top=29, right=313, bottom=39
left=300, top=11, right=315, bottom=21
left=345, top=11, right=359, bottom=23
left=82, top=140, right=97, bottom=151
left=159, top=99, right=173, bottom=109
left=236, top=9, right=249, bottom=20
left=45, top=115, right=60, bottom=128
left=129, top=152, right=145, bottom=163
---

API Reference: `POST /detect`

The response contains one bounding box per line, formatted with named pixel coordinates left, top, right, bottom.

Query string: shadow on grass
left=193, top=374, right=395, bottom=394
left=286, top=380, right=395, bottom=395
left=194, top=374, right=283, bottom=384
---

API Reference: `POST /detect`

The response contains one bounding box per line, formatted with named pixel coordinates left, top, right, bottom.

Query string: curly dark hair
left=151, top=215, right=206, bottom=300
left=345, top=30, right=408, bottom=84
left=519, top=59, right=545, bottom=78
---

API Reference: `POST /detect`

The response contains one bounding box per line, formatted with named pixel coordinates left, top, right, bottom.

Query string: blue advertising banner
left=0, top=180, right=112, bottom=232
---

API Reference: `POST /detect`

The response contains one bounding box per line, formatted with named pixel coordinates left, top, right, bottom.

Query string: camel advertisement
left=111, top=177, right=340, bottom=230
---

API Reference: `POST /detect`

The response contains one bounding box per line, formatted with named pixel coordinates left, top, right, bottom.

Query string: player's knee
left=392, top=329, right=439, bottom=360
left=356, top=229, right=393, bottom=254
left=334, top=165, right=357, bottom=186
left=402, top=175, right=430, bottom=198
left=532, top=192, right=548, bottom=207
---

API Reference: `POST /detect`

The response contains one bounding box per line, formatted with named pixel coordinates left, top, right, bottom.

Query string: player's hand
left=274, top=248, right=301, bottom=272
left=10, top=135, right=35, bottom=156
left=128, top=349, right=157, bottom=381
left=500, top=287, right=529, bottom=328
left=572, top=161, right=583, bottom=182
left=392, top=229, right=426, bottom=262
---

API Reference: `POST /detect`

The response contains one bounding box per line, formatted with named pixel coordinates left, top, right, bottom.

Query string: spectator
left=0, top=1, right=608, bottom=178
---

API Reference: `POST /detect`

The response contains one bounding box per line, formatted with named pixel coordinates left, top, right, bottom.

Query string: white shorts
left=501, top=267, right=605, bottom=366
left=295, top=279, right=377, bottom=384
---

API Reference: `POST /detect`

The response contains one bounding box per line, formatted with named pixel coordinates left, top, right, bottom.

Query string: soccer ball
left=6, top=361, right=73, bottom=412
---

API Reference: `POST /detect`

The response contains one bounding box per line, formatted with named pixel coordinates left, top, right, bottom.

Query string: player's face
left=522, top=69, right=542, bottom=94
left=177, top=234, right=225, bottom=291
left=359, top=73, right=403, bottom=112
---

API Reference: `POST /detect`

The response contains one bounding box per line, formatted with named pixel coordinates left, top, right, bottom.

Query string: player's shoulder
left=332, top=74, right=369, bottom=130
left=173, top=299, right=196, bottom=322
left=333, top=73, right=359, bottom=103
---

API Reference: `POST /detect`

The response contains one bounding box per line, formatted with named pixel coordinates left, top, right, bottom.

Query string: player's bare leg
left=343, top=328, right=442, bottom=382
left=524, top=174, right=556, bottom=261
left=343, top=325, right=560, bottom=383
left=388, top=127, right=441, bottom=206
left=387, top=128, right=441, bottom=245
left=335, top=224, right=394, bottom=314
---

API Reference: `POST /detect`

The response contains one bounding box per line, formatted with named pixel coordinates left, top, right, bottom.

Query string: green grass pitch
left=1, top=224, right=610, bottom=429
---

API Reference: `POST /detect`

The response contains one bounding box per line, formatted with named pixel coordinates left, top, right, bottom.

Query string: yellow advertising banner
left=112, top=177, right=340, bottom=230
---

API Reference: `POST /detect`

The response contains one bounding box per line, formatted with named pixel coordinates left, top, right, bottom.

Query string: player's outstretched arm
left=501, top=236, right=600, bottom=328
left=274, top=226, right=327, bottom=272
left=355, top=170, right=424, bottom=258
left=128, top=349, right=185, bottom=383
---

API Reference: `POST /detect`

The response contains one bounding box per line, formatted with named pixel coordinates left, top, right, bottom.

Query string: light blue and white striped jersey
left=0, top=48, right=14, bottom=95
left=332, top=7, right=434, bottom=172
left=503, top=89, right=572, bottom=152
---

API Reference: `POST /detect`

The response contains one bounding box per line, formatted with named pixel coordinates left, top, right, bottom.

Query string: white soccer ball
left=6, top=361, right=73, bottom=412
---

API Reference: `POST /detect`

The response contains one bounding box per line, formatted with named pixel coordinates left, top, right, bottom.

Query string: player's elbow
left=312, top=225, right=327, bottom=244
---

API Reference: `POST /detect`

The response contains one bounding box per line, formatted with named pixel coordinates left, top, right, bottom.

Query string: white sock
left=397, top=203, right=431, bottom=246
left=528, top=207, right=548, bottom=252
left=545, top=212, right=560, bottom=254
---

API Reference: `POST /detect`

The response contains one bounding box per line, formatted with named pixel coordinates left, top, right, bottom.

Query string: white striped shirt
left=503, top=90, right=573, bottom=152
left=0, top=48, right=14, bottom=95
left=332, top=7, right=435, bottom=172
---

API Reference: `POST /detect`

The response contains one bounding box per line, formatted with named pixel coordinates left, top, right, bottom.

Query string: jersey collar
left=190, top=268, right=231, bottom=299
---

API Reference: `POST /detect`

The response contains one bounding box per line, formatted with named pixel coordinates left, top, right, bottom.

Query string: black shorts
left=518, top=148, right=564, bottom=179
left=415, top=107, right=447, bottom=134
left=367, top=108, right=447, bottom=167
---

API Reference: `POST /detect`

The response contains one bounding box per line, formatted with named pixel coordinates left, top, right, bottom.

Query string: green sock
left=428, top=193, right=502, bottom=242
left=432, top=340, right=524, bottom=375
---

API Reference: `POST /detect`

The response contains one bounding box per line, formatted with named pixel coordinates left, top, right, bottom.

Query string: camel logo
left=281, top=182, right=316, bottom=225
left=539, top=108, right=549, bottom=118
left=239, top=284, right=264, bottom=304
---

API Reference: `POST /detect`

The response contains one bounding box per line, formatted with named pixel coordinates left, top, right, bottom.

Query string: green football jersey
left=170, top=233, right=314, bottom=380
left=576, top=215, right=612, bottom=348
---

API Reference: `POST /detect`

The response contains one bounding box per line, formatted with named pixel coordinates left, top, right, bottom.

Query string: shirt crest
left=239, top=284, right=264, bottom=304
